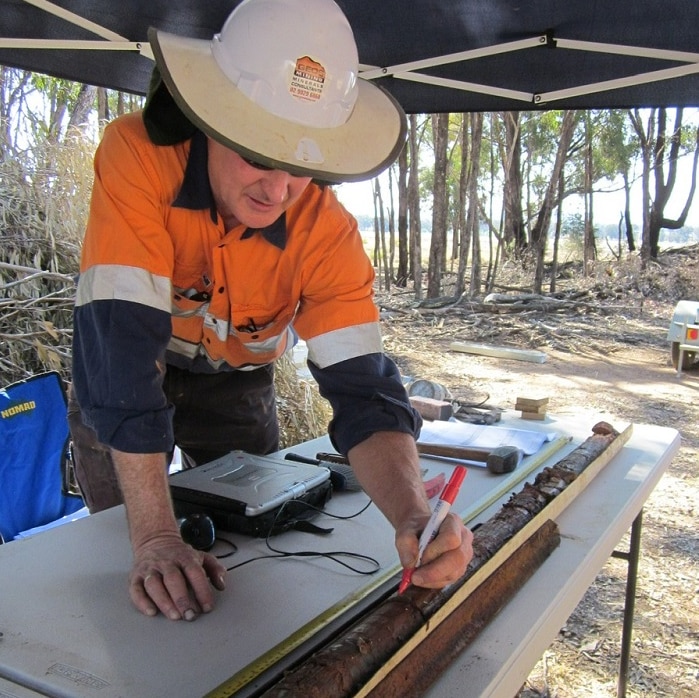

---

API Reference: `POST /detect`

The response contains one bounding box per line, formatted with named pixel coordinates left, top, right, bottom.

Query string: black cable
left=224, top=499, right=380, bottom=575
left=212, top=535, right=238, bottom=559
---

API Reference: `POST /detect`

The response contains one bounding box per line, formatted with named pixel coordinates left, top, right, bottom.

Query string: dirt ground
left=374, top=251, right=699, bottom=698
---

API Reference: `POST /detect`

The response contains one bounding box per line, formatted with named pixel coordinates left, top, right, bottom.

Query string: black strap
left=291, top=520, right=334, bottom=536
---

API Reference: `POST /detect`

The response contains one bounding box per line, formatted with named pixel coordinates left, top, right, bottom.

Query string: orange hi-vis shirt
left=72, top=112, right=419, bottom=454
left=77, top=112, right=382, bottom=370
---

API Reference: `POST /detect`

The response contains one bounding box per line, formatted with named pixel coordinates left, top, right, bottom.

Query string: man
left=70, top=0, right=473, bottom=622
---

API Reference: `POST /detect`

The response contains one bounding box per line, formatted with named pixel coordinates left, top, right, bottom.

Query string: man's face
left=207, top=138, right=313, bottom=230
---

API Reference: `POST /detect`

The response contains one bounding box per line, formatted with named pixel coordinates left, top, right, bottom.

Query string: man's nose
left=260, top=170, right=292, bottom=203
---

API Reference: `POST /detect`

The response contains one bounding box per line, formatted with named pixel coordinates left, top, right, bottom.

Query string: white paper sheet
left=418, top=420, right=556, bottom=455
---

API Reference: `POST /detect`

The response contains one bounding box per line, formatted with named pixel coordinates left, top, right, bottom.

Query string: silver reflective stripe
left=168, top=335, right=199, bottom=359
left=204, top=313, right=230, bottom=341
left=75, top=264, right=170, bottom=312
left=172, top=299, right=210, bottom=318
left=168, top=338, right=230, bottom=369
left=236, top=326, right=294, bottom=355
left=168, top=323, right=294, bottom=368
left=306, top=322, right=384, bottom=368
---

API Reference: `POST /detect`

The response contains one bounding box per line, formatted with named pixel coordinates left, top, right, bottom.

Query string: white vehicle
left=667, top=300, right=699, bottom=374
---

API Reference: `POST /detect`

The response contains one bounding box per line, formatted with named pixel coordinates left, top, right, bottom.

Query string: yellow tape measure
left=203, top=570, right=398, bottom=698
left=204, top=436, right=570, bottom=697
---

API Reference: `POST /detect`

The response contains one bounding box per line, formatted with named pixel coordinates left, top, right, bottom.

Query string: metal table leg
left=611, top=508, right=644, bottom=698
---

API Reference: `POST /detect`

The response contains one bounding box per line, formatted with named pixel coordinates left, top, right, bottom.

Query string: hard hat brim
left=148, top=28, right=407, bottom=184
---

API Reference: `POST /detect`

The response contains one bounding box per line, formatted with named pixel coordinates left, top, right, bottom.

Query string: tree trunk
left=629, top=107, right=699, bottom=262
left=531, top=110, right=579, bottom=294
left=628, top=108, right=655, bottom=265
left=550, top=173, right=564, bottom=293
left=396, top=141, right=409, bottom=287
left=66, top=83, right=97, bottom=133
left=648, top=108, right=699, bottom=258
left=387, top=166, right=396, bottom=283
left=622, top=169, right=636, bottom=252
left=372, top=178, right=388, bottom=291
left=467, top=113, right=483, bottom=297
left=454, top=116, right=470, bottom=298
left=97, top=87, right=110, bottom=126
left=502, top=112, right=526, bottom=254
left=583, top=113, right=597, bottom=275
left=427, top=113, right=449, bottom=298
left=408, top=115, right=423, bottom=299
left=482, top=114, right=504, bottom=294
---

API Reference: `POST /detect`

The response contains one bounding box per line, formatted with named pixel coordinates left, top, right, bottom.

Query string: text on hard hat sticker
left=290, top=56, right=325, bottom=102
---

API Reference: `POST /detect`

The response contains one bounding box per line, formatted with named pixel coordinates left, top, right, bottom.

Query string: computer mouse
left=177, top=513, right=216, bottom=551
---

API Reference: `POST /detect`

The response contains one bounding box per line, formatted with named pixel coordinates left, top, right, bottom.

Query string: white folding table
left=0, top=414, right=679, bottom=698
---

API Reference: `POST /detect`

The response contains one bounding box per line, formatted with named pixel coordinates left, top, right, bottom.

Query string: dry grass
left=274, top=351, right=332, bottom=448
left=0, top=133, right=91, bottom=384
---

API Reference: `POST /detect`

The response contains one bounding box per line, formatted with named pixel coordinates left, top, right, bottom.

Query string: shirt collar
left=172, top=130, right=287, bottom=250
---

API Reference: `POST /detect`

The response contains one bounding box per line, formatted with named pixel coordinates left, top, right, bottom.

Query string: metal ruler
left=203, top=435, right=571, bottom=698
left=203, top=571, right=398, bottom=698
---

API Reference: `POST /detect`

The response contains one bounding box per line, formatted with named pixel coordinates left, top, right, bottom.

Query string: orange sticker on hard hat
left=289, top=56, right=326, bottom=102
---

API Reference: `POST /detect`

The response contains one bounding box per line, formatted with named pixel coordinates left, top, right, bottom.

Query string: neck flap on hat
left=142, top=66, right=198, bottom=146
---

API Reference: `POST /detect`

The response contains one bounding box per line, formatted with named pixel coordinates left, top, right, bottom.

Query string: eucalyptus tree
left=454, top=114, right=470, bottom=296
left=593, top=109, right=640, bottom=254
left=388, top=113, right=427, bottom=295
left=395, top=133, right=409, bottom=287
left=629, top=107, right=699, bottom=262
left=0, top=66, right=31, bottom=156
left=0, top=66, right=140, bottom=157
left=2, top=68, right=93, bottom=152
left=500, top=111, right=526, bottom=253
left=459, top=112, right=483, bottom=298
left=407, top=114, right=425, bottom=298
left=426, top=112, right=450, bottom=298
left=529, top=110, right=580, bottom=293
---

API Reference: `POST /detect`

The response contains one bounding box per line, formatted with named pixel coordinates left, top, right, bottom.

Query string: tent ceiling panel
left=0, top=0, right=698, bottom=111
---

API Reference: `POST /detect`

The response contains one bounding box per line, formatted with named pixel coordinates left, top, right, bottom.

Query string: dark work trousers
left=67, top=364, right=279, bottom=513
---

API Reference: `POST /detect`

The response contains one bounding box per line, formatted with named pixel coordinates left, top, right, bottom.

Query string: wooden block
left=520, top=411, right=547, bottom=420
left=515, top=402, right=548, bottom=414
left=515, top=396, right=549, bottom=409
left=409, top=396, right=453, bottom=421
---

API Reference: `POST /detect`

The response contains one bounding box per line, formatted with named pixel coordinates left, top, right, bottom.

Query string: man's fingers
left=400, top=513, right=474, bottom=589
left=129, top=568, right=192, bottom=621
left=202, top=554, right=227, bottom=591
left=160, top=566, right=204, bottom=620
left=410, top=545, right=468, bottom=588
left=129, top=573, right=160, bottom=617
left=129, top=549, right=226, bottom=621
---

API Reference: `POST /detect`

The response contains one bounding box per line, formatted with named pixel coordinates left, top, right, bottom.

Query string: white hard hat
left=148, top=0, right=407, bottom=183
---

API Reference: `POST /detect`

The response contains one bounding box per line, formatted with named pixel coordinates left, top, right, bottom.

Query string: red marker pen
left=398, top=465, right=467, bottom=595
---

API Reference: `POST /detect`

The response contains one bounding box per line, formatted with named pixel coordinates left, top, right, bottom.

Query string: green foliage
left=594, top=109, right=638, bottom=178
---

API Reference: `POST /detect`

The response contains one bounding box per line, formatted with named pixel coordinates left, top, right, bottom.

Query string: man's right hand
left=111, top=448, right=227, bottom=620
left=128, top=532, right=227, bottom=620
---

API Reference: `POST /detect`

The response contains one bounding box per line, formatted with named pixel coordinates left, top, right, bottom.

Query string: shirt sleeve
left=71, top=117, right=177, bottom=453
left=308, top=353, right=422, bottom=455
left=72, top=297, right=174, bottom=453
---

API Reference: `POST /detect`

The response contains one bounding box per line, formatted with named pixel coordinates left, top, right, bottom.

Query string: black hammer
left=416, top=442, right=523, bottom=474
left=315, top=443, right=523, bottom=475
